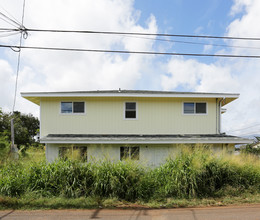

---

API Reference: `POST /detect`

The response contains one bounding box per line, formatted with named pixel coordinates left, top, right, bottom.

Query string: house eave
left=40, top=134, right=252, bottom=145
left=21, top=90, right=239, bottom=106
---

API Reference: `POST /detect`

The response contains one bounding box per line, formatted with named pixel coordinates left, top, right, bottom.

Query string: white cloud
left=161, top=58, right=201, bottom=90
left=230, top=0, right=253, bottom=16
left=0, top=0, right=259, bottom=138
left=0, top=59, right=15, bottom=111
left=0, top=0, right=157, bottom=117
left=161, top=0, right=260, bottom=136
left=162, top=57, right=240, bottom=93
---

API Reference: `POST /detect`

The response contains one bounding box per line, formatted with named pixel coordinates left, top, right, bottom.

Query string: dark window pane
left=59, top=147, right=71, bottom=159
left=61, top=102, right=72, bottom=113
left=196, top=103, right=206, bottom=114
left=126, top=102, right=136, bottom=110
left=120, top=147, right=129, bottom=160
left=130, top=147, right=139, bottom=160
left=73, top=102, right=85, bottom=113
left=125, top=102, right=136, bottom=119
left=59, top=147, right=66, bottom=157
left=74, top=146, right=87, bottom=161
left=60, top=146, right=87, bottom=161
left=125, top=111, right=136, bottom=118
left=80, top=147, right=87, bottom=161
left=184, top=103, right=194, bottom=114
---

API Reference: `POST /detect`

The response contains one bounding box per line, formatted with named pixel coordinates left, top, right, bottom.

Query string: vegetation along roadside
left=0, top=145, right=259, bottom=210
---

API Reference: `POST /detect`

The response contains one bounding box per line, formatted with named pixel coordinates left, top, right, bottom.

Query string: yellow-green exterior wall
left=41, top=97, right=220, bottom=137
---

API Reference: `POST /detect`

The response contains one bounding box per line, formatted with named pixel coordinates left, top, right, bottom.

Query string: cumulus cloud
left=162, top=57, right=240, bottom=93
left=161, top=0, right=260, bottom=136
left=0, top=59, right=15, bottom=111
left=0, top=0, right=259, bottom=138
left=0, top=0, right=157, bottom=116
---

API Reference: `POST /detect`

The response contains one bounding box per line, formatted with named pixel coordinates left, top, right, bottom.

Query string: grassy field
left=0, top=146, right=259, bottom=210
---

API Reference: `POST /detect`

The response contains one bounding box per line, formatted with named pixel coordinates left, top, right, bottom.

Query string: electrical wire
left=0, top=28, right=18, bottom=31
left=237, top=131, right=260, bottom=137
left=0, top=11, right=22, bottom=27
left=1, top=27, right=260, bottom=50
left=1, top=44, right=260, bottom=58
left=227, top=123, right=260, bottom=133
left=0, top=16, right=19, bottom=28
left=1, top=27, right=260, bottom=41
left=0, top=5, right=23, bottom=27
left=19, top=28, right=260, bottom=41
left=0, top=31, right=20, bottom=38
left=2, top=27, right=260, bottom=51
left=0, top=29, right=15, bottom=32
left=123, top=35, right=260, bottom=50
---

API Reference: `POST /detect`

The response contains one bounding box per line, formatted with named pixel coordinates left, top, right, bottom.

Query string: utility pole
left=11, top=118, right=15, bottom=149
left=9, top=0, right=26, bottom=159
left=10, top=117, right=18, bottom=159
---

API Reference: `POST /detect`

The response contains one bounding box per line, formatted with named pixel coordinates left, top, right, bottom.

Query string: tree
left=0, top=109, right=40, bottom=148
left=241, top=136, right=260, bottom=156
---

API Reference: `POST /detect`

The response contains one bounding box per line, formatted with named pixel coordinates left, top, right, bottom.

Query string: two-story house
left=21, top=90, right=251, bottom=166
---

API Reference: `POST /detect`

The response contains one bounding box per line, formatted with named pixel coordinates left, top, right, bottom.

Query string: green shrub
left=0, top=147, right=259, bottom=201
left=92, top=160, right=146, bottom=201
left=0, top=136, right=10, bottom=161
left=153, top=147, right=260, bottom=198
left=153, top=148, right=206, bottom=198
left=0, top=162, right=28, bottom=197
left=27, top=160, right=94, bottom=198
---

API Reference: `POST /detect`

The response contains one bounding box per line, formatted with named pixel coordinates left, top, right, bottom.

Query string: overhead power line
left=0, top=16, right=19, bottom=28
left=0, top=5, right=23, bottom=26
left=0, top=31, right=20, bottom=38
left=1, top=27, right=260, bottom=41
left=227, top=123, right=260, bottom=133
left=2, top=27, right=260, bottom=50
left=1, top=44, right=260, bottom=58
left=0, top=11, right=22, bottom=28
left=239, top=131, right=260, bottom=137
left=20, top=28, right=260, bottom=41
left=9, top=0, right=26, bottom=158
left=123, top=35, right=260, bottom=50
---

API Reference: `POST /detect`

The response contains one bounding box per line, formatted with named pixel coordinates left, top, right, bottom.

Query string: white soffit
left=21, top=90, right=239, bottom=106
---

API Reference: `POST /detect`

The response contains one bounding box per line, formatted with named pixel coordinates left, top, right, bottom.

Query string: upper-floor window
left=183, top=102, right=207, bottom=114
left=61, top=102, right=85, bottom=114
left=125, top=102, right=137, bottom=119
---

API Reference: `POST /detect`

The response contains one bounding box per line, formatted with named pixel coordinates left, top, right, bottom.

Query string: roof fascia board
left=41, top=139, right=252, bottom=144
left=21, top=92, right=239, bottom=99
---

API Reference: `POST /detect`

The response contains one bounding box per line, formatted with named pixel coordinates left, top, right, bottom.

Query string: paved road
left=0, top=205, right=260, bottom=220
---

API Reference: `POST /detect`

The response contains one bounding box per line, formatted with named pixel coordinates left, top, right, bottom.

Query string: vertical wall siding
left=41, top=97, right=217, bottom=137
left=47, top=144, right=177, bottom=166
left=46, top=143, right=234, bottom=165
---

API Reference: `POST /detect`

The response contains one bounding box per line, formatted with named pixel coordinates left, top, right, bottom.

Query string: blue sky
left=0, top=0, right=260, bottom=137
left=135, top=0, right=233, bottom=34
left=134, top=0, right=235, bottom=57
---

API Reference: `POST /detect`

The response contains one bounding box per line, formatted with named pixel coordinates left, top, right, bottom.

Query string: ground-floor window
left=59, top=146, right=87, bottom=161
left=120, top=146, right=140, bottom=160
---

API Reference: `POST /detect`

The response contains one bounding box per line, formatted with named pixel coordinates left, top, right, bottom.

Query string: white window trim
left=182, top=101, right=208, bottom=115
left=124, top=101, right=138, bottom=120
left=60, top=101, right=86, bottom=115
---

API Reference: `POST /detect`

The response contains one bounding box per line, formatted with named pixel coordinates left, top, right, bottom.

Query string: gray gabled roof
left=41, top=134, right=252, bottom=144
left=21, top=89, right=239, bottom=96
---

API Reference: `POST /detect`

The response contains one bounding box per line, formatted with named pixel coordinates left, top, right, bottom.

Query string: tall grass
left=0, top=147, right=259, bottom=201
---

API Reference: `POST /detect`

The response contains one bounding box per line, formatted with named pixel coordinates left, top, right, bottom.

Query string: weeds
left=0, top=147, right=259, bottom=203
